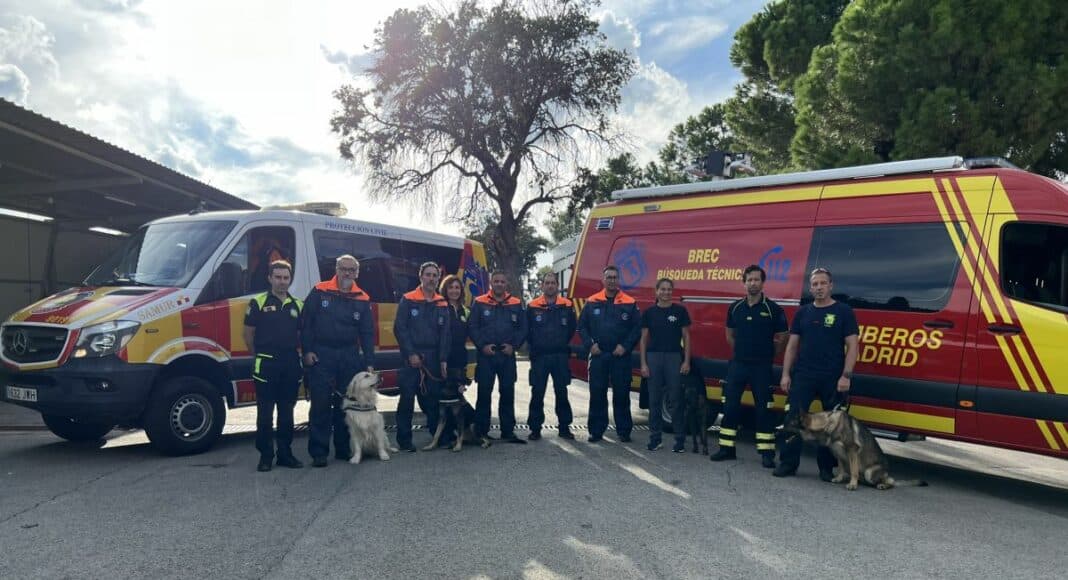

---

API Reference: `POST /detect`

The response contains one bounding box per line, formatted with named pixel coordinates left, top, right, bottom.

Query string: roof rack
left=263, top=201, right=348, bottom=217
left=611, top=156, right=966, bottom=201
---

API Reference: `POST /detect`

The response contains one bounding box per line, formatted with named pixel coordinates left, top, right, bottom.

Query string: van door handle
left=987, top=323, right=1022, bottom=335
left=923, top=319, right=954, bottom=329
left=183, top=322, right=200, bottom=329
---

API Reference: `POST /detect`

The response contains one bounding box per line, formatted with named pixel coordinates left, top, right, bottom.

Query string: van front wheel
left=42, top=414, right=113, bottom=441
left=143, top=376, right=225, bottom=456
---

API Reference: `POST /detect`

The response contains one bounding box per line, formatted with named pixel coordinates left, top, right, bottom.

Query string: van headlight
left=73, top=320, right=140, bottom=358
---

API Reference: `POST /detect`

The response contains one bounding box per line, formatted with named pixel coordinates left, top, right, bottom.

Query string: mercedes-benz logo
left=11, top=330, right=29, bottom=356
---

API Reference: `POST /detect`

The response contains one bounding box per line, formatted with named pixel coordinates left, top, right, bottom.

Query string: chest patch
left=321, top=299, right=330, bottom=308
left=290, top=308, right=299, bottom=318
left=410, top=308, right=419, bottom=317
left=823, top=313, right=836, bottom=327
left=263, top=305, right=277, bottom=313
left=621, top=312, right=629, bottom=321
left=668, top=315, right=677, bottom=323
left=353, top=312, right=361, bottom=321
left=483, top=309, right=491, bottom=317
left=535, top=314, right=543, bottom=322
left=593, top=308, right=601, bottom=316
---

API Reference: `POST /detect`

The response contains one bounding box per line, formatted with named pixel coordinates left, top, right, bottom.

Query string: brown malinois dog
left=785, top=409, right=928, bottom=491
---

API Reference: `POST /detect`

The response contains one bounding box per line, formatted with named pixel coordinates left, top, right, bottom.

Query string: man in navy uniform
left=775, top=267, right=859, bottom=480
left=578, top=265, right=641, bottom=443
left=302, top=255, right=376, bottom=468
left=525, top=271, right=577, bottom=441
left=393, top=261, right=451, bottom=452
left=469, top=271, right=528, bottom=443
left=243, top=260, right=304, bottom=472
left=710, top=265, right=788, bottom=467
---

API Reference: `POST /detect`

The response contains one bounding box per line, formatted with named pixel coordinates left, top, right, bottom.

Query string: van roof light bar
left=611, top=156, right=966, bottom=201
left=263, top=201, right=348, bottom=217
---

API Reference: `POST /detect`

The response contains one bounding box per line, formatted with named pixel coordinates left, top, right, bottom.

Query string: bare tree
left=331, top=0, right=635, bottom=287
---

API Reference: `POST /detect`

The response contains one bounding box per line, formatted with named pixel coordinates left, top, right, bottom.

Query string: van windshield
left=84, top=221, right=237, bottom=288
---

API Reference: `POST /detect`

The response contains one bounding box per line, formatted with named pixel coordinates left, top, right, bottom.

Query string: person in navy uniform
left=302, top=255, right=376, bottom=468
left=710, top=265, right=788, bottom=466
left=578, top=265, right=641, bottom=443
left=525, top=271, right=577, bottom=441
left=393, top=261, right=451, bottom=452
left=774, top=267, right=859, bottom=480
left=243, top=260, right=304, bottom=472
left=469, top=271, right=528, bottom=443
left=639, top=278, right=691, bottom=452
left=439, top=273, right=473, bottom=447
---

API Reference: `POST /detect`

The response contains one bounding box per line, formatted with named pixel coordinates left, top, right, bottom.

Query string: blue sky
left=0, top=0, right=770, bottom=234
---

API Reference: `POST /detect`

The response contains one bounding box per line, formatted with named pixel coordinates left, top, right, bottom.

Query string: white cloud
left=0, top=64, right=30, bottom=104
left=599, top=10, right=641, bottom=52
left=616, top=61, right=695, bottom=163
left=646, top=16, right=729, bottom=59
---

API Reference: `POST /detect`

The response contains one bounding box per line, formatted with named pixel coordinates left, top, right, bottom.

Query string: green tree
left=331, top=0, right=635, bottom=290
left=545, top=152, right=644, bottom=245
left=792, top=0, right=1068, bottom=174
left=650, top=104, right=735, bottom=182
left=465, top=212, right=549, bottom=282
left=724, top=0, right=848, bottom=173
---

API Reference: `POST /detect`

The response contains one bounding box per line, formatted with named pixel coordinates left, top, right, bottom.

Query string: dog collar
left=343, top=398, right=376, bottom=412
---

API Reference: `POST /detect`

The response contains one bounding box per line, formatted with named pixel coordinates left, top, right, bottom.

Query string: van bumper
left=0, top=358, right=159, bottom=424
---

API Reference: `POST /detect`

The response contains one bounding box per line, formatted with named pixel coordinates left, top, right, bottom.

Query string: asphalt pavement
left=1, top=361, right=1067, bottom=579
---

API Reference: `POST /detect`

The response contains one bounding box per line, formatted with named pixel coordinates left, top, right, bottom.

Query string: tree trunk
left=493, top=210, right=524, bottom=300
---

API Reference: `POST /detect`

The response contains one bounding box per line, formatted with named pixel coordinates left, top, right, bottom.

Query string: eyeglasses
left=810, top=267, right=831, bottom=276
left=337, top=267, right=358, bottom=273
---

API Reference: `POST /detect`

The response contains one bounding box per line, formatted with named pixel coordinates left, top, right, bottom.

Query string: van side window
left=1001, top=223, right=1068, bottom=312
left=394, top=240, right=462, bottom=298
left=202, top=226, right=296, bottom=303
left=312, top=231, right=393, bottom=302
left=804, top=223, right=960, bottom=312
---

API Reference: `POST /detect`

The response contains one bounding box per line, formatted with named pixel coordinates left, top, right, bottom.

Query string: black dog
left=422, top=369, right=490, bottom=451
left=682, top=378, right=709, bottom=454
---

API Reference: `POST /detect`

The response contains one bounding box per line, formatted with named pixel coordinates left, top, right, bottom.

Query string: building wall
left=0, top=216, right=123, bottom=320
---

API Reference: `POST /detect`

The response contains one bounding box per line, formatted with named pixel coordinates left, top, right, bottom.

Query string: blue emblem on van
left=759, top=246, right=791, bottom=282
left=613, top=239, right=647, bottom=291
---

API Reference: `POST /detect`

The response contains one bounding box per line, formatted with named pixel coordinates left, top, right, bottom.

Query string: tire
left=42, top=414, right=113, bottom=441
left=143, top=376, right=226, bottom=456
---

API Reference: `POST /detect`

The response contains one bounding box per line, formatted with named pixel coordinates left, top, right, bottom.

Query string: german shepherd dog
left=682, top=378, right=709, bottom=454
left=423, top=369, right=491, bottom=452
left=784, top=409, right=928, bottom=491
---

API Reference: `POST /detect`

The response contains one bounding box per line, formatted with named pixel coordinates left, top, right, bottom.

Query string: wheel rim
left=169, top=393, right=213, bottom=441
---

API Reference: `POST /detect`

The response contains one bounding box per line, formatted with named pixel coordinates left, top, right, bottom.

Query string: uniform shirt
left=578, top=289, right=641, bottom=354
left=469, top=292, right=527, bottom=350
left=445, top=303, right=471, bottom=370
left=726, top=295, right=788, bottom=363
left=301, top=277, right=375, bottom=367
left=526, top=294, right=577, bottom=356
left=393, top=287, right=451, bottom=362
left=640, top=303, right=691, bottom=353
left=244, top=292, right=302, bottom=355
left=790, top=301, right=859, bottom=376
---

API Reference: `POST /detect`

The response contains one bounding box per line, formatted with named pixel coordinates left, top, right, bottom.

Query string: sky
left=0, top=0, right=770, bottom=236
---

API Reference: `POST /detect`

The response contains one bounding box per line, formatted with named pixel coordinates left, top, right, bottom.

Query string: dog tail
left=888, top=477, right=929, bottom=487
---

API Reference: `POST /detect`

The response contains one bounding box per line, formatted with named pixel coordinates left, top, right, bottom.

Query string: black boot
left=709, top=447, right=736, bottom=462
left=761, top=453, right=776, bottom=469
left=257, top=456, right=273, bottom=472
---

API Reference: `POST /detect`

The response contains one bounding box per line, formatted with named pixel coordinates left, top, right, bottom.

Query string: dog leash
left=418, top=366, right=444, bottom=396
left=342, top=397, right=376, bottom=412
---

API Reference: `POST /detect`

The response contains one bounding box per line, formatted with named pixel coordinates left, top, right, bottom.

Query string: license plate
left=6, top=385, right=37, bottom=402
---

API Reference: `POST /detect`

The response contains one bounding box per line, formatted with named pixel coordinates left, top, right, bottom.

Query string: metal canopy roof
left=0, top=98, right=256, bottom=233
